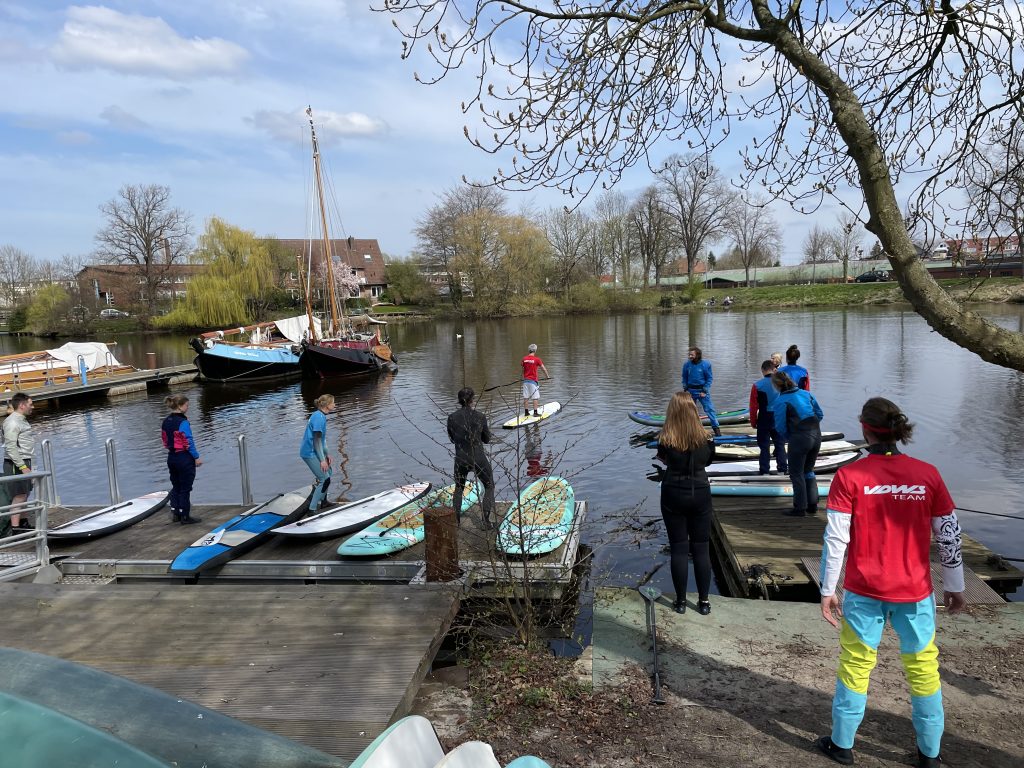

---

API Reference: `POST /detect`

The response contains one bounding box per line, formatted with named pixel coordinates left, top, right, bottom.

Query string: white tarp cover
left=274, top=315, right=322, bottom=344
left=44, top=342, right=123, bottom=372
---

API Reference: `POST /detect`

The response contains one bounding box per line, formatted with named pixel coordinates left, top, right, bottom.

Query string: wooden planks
left=0, top=582, right=459, bottom=760
left=711, top=497, right=1024, bottom=599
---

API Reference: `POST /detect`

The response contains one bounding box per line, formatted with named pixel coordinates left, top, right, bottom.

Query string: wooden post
left=424, top=505, right=460, bottom=582
left=146, top=352, right=157, bottom=369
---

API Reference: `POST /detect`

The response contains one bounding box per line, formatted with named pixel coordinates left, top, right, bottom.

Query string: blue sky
left=0, top=2, right=861, bottom=265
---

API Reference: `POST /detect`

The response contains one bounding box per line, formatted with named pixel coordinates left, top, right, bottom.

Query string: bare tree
left=802, top=224, right=833, bottom=284
left=828, top=212, right=864, bottom=283
left=591, top=190, right=633, bottom=286
left=656, top=154, right=735, bottom=281
left=543, top=206, right=592, bottom=294
left=964, top=124, right=1024, bottom=269
left=628, top=185, right=676, bottom=287
left=381, top=0, right=1024, bottom=371
left=728, top=196, right=781, bottom=287
left=93, top=184, right=192, bottom=314
left=0, top=245, right=35, bottom=308
left=415, top=183, right=506, bottom=306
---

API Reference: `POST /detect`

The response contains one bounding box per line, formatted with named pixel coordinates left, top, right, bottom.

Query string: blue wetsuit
left=682, top=358, right=719, bottom=429
left=778, top=363, right=810, bottom=390
left=750, top=374, right=788, bottom=474
left=300, top=409, right=332, bottom=511
left=772, top=386, right=824, bottom=513
left=161, top=412, right=199, bottom=518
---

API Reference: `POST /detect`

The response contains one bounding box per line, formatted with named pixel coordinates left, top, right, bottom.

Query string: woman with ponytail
left=815, top=397, right=966, bottom=768
left=161, top=395, right=202, bottom=524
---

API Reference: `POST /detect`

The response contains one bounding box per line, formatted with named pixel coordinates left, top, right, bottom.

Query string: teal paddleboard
left=709, top=481, right=833, bottom=497
left=628, top=408, right=748, bottom=427
left=496, top=476, right=575, bottom=556
left=338, top=481, right=481, bottom=557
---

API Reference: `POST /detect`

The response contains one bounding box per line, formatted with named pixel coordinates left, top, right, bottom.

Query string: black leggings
left=660, top=485, right=713, bottom=602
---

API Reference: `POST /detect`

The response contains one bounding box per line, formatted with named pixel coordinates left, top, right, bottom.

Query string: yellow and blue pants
left=833, top=592, right=943, bottom=759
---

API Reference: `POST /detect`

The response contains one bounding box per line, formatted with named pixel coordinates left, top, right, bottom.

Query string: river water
left=5, top=306, right=1024, bottom=608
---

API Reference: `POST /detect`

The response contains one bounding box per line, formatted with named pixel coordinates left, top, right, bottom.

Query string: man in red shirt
left=816, top=398, right=966, bottom=768
left=521, top=343, right=550, bottom=417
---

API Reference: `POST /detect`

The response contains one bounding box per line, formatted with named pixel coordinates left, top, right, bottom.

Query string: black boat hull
left=299, top=342, right=387, bottom=378
left=192, top=352, right=302, bottom=383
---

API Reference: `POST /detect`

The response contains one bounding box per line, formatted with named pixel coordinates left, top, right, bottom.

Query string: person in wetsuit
left=447, top=387, right=496, bottom=529
left=681, top=346, right=721, bottom=436
left=778, top=344, right=811, bottom=390
left=816, top=397, right=966, bottom=768
left=749, top=360, right=788, bottom=475
left=771, top=370, right=824, bottom=517
left=300, top=393, right=335, bottom=512
left=656, top=392, right=716, bottom=615
left=161, top=394, right=202, bottom=524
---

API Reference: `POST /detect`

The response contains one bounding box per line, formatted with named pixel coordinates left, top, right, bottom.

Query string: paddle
left=235, top=493, right=285, bottom=520
left=294, top=492, right=377, bottom=526
left=483, top=376, right=553, bottom=393
left=49, top=499, right=136, bottom=530
left=638, top=585, right=667, bottom=705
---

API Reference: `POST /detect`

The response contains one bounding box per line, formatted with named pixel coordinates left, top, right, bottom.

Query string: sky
left=0, top=2, right=869, bottom=266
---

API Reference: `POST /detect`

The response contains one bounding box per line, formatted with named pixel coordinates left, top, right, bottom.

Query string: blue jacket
left=778, top=363, right=810, bottom=390
left=682, top=359, right=713, bottom=394
left=771, top=386, right=823, bottom=440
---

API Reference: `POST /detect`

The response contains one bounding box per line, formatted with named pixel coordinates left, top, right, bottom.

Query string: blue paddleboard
left=628, top=408, right=749, bottom=427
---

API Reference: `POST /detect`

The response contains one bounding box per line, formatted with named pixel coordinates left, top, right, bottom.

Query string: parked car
left=99, top=308, right=130, bottom=318
left=854, top=269, right=891, bottom=283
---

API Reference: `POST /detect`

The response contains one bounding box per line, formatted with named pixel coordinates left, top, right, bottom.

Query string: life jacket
left=161, top=413, right=191, bottom=454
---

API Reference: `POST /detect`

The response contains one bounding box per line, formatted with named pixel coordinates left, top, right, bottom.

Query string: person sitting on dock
left=770, top=371, right=823, bottom=517
left=748, top=361, right=787, bottom=476
left=300, top=394, right=335, bottom=512
left=778, top=344, right=811, bottom=390
left=161, top=395, right=202, bottom=525
left=447, top=387, right=496, bottom=529
left=682, top=346, right=721, bottom=436
left=816, top=397, right=966, bottom=768
left=521, top=344, right=550, bottom=418
left=3, top=393, right=35, bottom=531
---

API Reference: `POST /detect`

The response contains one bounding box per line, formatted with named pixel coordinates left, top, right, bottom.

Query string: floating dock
left=0, top=363, right=197, bottom=405
left=710, top=496, right=1023, bottom=600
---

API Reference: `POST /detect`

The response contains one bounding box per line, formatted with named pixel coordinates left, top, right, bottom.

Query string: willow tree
left=381, top=0, right=1024, bottom=370
left=157, top=218, right=273, bottom=328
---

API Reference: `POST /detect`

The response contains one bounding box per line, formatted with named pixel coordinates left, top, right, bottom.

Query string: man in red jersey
left=521, top=343, right=550, bottom=417
left=815, top=397, right=966, bottom=768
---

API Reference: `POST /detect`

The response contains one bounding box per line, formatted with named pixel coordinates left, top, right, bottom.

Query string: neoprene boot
left=713, top=427, right=722, bottom=436
left=918, top=749, right=941, bottom=768
left=784, top=508, right=806, bottom=517
left=180, top=514, right=203, bottom=525
left=170, top=508, right=182, bottom=523
left=815, top=736, right=853, bottom=766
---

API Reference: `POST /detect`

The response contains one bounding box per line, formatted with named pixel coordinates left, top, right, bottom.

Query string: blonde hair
left=770, top=351, right=782, bottom=368
left=660, top=392, right=709, bottom=452
left=315, top=394, right=335, bottom=410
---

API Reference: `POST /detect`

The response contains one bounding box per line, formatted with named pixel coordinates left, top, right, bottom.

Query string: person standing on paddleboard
left=682, top=346, right=721, bottom=436
left=778, top=344, right=811, bottom=390
left=161, top=395, right=202, bottom=525
left=771, top=371, right=824, bottom=517
left=656, top=392, right=716, bottom=615
left=300, top=394, right=335, bottom=512
left=749, top=360, right=788, bottom=476
left=816, top=397, right=966, bottom=768
left=447, top=387, right=496, bottom=529
left=521, top=344, right=550, bottom=418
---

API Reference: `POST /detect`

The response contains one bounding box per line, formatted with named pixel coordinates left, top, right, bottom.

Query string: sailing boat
left=298, top=107, right=398, bottom=378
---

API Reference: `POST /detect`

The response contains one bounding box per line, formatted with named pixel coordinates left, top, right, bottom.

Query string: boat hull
left=300, top=340, right=391, bottom=378
left=192, top=344, right=302, bottom=383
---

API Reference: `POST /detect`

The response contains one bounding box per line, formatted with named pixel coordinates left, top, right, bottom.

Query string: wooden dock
left=0, top=581, right=458, bottom=761
left=0, top=363, right=197, bottom=405
left=710, top=496, right=1023, bottom=601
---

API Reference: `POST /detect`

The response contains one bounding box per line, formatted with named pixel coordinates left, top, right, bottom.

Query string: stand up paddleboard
left=496, top=476, right=575, bottom=557
left=628, top=408, right=748, bottom=427
left=709, top=476, right=834, bottom=497
left=273, top=482, right=431, bottom=538
left=48, top=491, right=169, bottom=540
left=168, top=487, right=312, bottom=576
left=338, top=481, right=482, bottom=557
left=705, top=452, right=859, bottom=476
left=708, top=439, right=863, bottom=461
left=503, top=402, right=561, bottom=429
left=348, top=715, right=444, bottom=768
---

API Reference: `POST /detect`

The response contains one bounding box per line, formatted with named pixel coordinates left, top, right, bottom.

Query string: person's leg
left=660, top=487, right=690, bottom=609
left=830, top=592, right=886, bottom=751
left=688, top=493, right=713, bottom=603
left=451, top=462, right=470, bottom=521
left=890, top=596, right=944, bottom=760
left=772, top=428, right=788, bottom=473
left=701, top=393, right=720, bottom=431
left=756, top=424, right=772, bottom=474
left=522, top=381, right=531, bottom=416
left=302, top=455, right=330, bottom=511
left=167, top=458, right=182, bottom=520
left=476, top=460, right=496, bottom=528
left=4, top=461, right=21, bottom=527
left=804, top=436, right=822, bottom=514
left=786, top=432, right=810, bottom=514
left=177, top=458, right=197, bottom=521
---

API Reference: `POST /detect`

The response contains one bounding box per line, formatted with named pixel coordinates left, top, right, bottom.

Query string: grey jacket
left=3, top=412, right=34, bottom=466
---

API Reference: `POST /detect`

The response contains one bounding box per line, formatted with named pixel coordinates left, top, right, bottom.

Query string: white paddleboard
left=707, top=452, right=859, bottom=477
left=432, top=742, right=501, bottom=768
left=48, top=491, right=169, bottom=539
left=502, top=402, right=561, bottom=429
left=349, top=715, right=444, bottom=768
left=273, top=482, right=431, bottom=537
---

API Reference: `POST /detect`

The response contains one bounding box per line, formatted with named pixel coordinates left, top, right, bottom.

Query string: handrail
left=40, top=439, right=59, bottom=506
left=0, top=470, right=52, bottom=583
left=105, top=438, right=121, bottom=504
left=238, top=434, right=254, bottom=505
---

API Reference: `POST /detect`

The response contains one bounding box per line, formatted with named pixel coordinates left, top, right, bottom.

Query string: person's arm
left=706, top=440, right=717, bottom=464
left=540, top=362, right=550, bottom=380
left=932, top=511, right=966, bottom=612
left=4, top=421, right=25, bottom=468
left=772, top=400, right=788, bottom=440
left=820, top=509, right=851, bottom=627
left=447, top=414, right=457, bottom=444
left=681, top=361, right=688, bottom=389
left=480, top=413, right=492, bottom=444
left=180, top=420, right=203, bottom=465
left=811, top=394, right=824, bottom=422
left=802, top=371, right=811, bottom=391
left=704, top=361, right=713, bottom=393
left=749, top=383, right=759, bottom=428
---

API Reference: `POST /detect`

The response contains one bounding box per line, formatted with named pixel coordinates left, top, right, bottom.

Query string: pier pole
left=104, top=439, right=121, bottom=505
left=237, top=435, right=254, bottom=505
left=424, top=505, right=460, bottom=582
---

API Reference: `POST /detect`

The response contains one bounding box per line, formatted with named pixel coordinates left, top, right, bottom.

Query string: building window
left=364, top=254, right=372, bottom=260
left=371, top=286, right=383, bottom=297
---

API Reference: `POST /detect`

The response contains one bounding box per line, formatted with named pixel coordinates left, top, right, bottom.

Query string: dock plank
left=0, top=582, right=458, bottom=760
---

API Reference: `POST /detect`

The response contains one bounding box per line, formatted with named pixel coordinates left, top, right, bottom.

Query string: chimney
left=163, top=239, right=171, bottom=263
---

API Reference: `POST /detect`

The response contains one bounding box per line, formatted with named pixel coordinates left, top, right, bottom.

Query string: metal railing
left=105, top=438, right=122, bottom=505
left=238, top=434, right=254, bottom=505
left=0, top=470, right=53, bottom=583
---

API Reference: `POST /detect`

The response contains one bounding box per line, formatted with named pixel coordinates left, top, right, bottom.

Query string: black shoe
left=15, top=520, right=34, bottom=531
left=784, top=508, right=806, bottom=517
left=917, top=749, right=941, bottom=768
left=815, top=736, right=854, bottom=766
left=673, top=599, right=686, bottom=614
left=533, top=411, right=540, bottom=417
left=171, top=509, right=182, bottom=523
left=807, top=506, right=819, bottom=515
left=525, top=409, right=531, bottom=417
left=713, top=427, right=722, bottom=436
left=180, top=515, right=203, bottom=525
left=697, top=600, right=711, bottom=615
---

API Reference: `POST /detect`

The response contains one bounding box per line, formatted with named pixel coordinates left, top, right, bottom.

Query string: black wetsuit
left=656, top=439, right=717, bottom=602
left=446, top=405, right=496, bottom=523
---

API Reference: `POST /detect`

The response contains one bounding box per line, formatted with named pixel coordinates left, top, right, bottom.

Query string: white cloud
left=99, top=104, right=149, bottom=131
left=51, top=5, right=249, bottom=79
left=247, top=108, right=389, bottom=146
left=55, top=130, right=94, bottom=145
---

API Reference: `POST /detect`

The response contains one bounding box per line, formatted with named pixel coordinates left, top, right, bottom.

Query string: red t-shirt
left=826, top=453, right=954, bottom=603
left=522, top=354, right=544, bottom=382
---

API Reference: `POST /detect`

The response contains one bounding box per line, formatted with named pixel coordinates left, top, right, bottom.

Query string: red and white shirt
left=522, top=354, right=544, bottom=382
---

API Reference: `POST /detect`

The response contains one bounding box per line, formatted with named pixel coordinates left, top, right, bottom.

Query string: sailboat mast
left=307, top=107, right=342, bottom=337
left=297, top=252, right=316, bottom=342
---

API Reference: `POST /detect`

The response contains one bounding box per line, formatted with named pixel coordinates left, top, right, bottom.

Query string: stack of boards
left=706, top=451, right=859, bottom=477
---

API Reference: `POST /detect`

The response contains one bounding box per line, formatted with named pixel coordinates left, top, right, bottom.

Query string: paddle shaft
left=638, top=586, right=666, bottom=705
left=483, top=376, right=552, bottom=393
left=50, top=499, right=136, bottom=529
